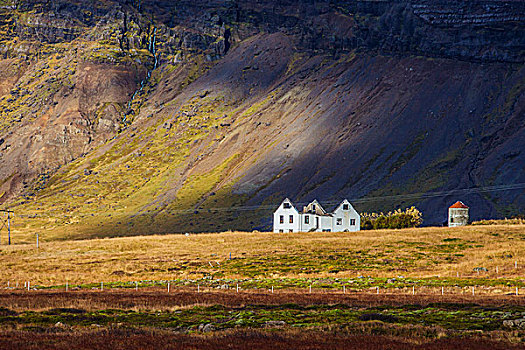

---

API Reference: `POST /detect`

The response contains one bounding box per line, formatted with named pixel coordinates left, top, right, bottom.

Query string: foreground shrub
left=360, top=207, right=423, bottom=230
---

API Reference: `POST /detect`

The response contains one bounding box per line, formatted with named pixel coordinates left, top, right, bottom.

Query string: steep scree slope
left=0, top=0, right=523, bottom=239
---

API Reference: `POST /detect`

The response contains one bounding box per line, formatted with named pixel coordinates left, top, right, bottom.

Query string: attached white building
left=273, top=198, right=360, bottom=233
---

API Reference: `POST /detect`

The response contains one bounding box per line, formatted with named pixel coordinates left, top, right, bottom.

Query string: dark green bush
left=360, top=207, right=423, bottom=230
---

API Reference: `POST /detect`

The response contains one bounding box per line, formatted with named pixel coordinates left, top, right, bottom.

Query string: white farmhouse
left=273, top=198, right=360, bottom=233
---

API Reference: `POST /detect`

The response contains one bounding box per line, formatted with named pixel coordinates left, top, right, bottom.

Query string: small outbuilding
left=448, top=201, right=469, bottom=227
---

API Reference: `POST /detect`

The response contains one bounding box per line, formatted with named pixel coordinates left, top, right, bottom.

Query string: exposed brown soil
left=0, top=288, right=523, bottom=311
left=0, top=328, right=522, bottom=350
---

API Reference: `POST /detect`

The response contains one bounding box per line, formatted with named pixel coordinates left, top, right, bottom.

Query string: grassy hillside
left=1, top=225, right=524, bottom=288
left=0, top=1, right=524, bottom=239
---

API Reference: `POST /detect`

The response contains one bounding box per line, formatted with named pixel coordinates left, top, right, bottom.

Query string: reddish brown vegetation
left=0, top=288, right=523, bottom=311
left=1, top=289, right=524, bottom=349
left=0, top=328, right=522, bottom=350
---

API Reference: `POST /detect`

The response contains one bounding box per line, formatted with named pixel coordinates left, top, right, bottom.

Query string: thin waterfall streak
left=125, top=27, right=158, bottom=122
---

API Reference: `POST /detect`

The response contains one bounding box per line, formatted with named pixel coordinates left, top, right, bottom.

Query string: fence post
left=515, top=261, right=518, bottom=269
left=472, top=286, right=475, bottom=296
left=343, top=285, right=346, bottom=294
left=198, top=284, right=200, bottom=293
left=376, top=287, right=379, bottom=294
left=456, top=271, right=459, bottom=278
left=412, top=286, right=415, bottom=295
left=496, top=266, right=498, bottom=275
left=309, top=285, right=312, bottom=294
left=516, top=287, right=519, bottom=296
left=101, top=282, right=103, bottom=291
left=66, top=282, right=68, bottom=292
left=167, top=282, right=170, bottom=293
left=135, top=282, right=138, bottom=291
left=271, top=286, right=274, bottom=294
left=441, top=286, right=444, bottom=296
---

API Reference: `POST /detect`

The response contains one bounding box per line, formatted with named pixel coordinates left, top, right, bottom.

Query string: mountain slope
left=0, top=0, right=524, bottom=240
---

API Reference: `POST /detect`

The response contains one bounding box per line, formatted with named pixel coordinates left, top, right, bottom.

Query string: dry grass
left=472, top=218, right=525, bottom=225
left=0, top=225, right=524, bottom=286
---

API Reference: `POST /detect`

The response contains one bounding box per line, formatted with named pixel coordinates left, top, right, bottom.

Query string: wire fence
left=3, top=280, right=523, bottom=297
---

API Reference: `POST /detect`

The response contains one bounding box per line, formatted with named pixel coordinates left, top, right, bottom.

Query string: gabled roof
left=309, top=199, right=326, bottom=213
left=449, top=201, right=469, bottom=209
left=278, top=198, right=299, bottom=213
left=333, top=199, right=356, bottom=213
left=302, top=199, right=329, bottom=215
left=276, top=198, right=358, bottom=216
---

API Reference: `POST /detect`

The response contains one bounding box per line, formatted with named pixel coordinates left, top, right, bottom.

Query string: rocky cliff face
left=0, top=0, right=523, bottom=238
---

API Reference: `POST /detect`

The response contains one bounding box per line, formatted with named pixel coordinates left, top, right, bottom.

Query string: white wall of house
left=448, top=208, right=469, bottom=227
left=332, top=199, right=360, bottom=232
left=273, top=198, right=300, bottom=232
left=319, top=216, right=333, bottom=232
left=300, top=213, right=317, bottom=232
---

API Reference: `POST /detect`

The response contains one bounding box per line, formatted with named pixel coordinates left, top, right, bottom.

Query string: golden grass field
left=0, top=224, right=524, bottom=286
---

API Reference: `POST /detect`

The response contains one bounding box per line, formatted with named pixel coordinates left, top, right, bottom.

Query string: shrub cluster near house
left=360, top=207, right=423, bottom=230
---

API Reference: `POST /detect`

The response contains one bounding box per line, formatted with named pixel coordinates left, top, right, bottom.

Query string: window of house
left=322, top=229, right=331, bottom=232
left=289, top=229, right=293, bottom=233
left=279, top=229, right=284, bottom=233
left=305, top=215, right=309, bottom=224
left=279, top=215, right=284, bottom=224
left=283, top=202, right=291, bottom=209
left=336, top=218, right=342, bottom=225
left=343, top=204, right=349, bottom=210
left=289, top=215, right=294, bottom=223
left=312, top=205, right=316, bottom=211
left=350, top=218, right=356, bottom=225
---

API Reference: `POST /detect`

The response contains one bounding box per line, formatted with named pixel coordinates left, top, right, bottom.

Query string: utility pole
left=7, top=211, right=11, bottom=245
left=0, top=210, right=14, bottom=245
